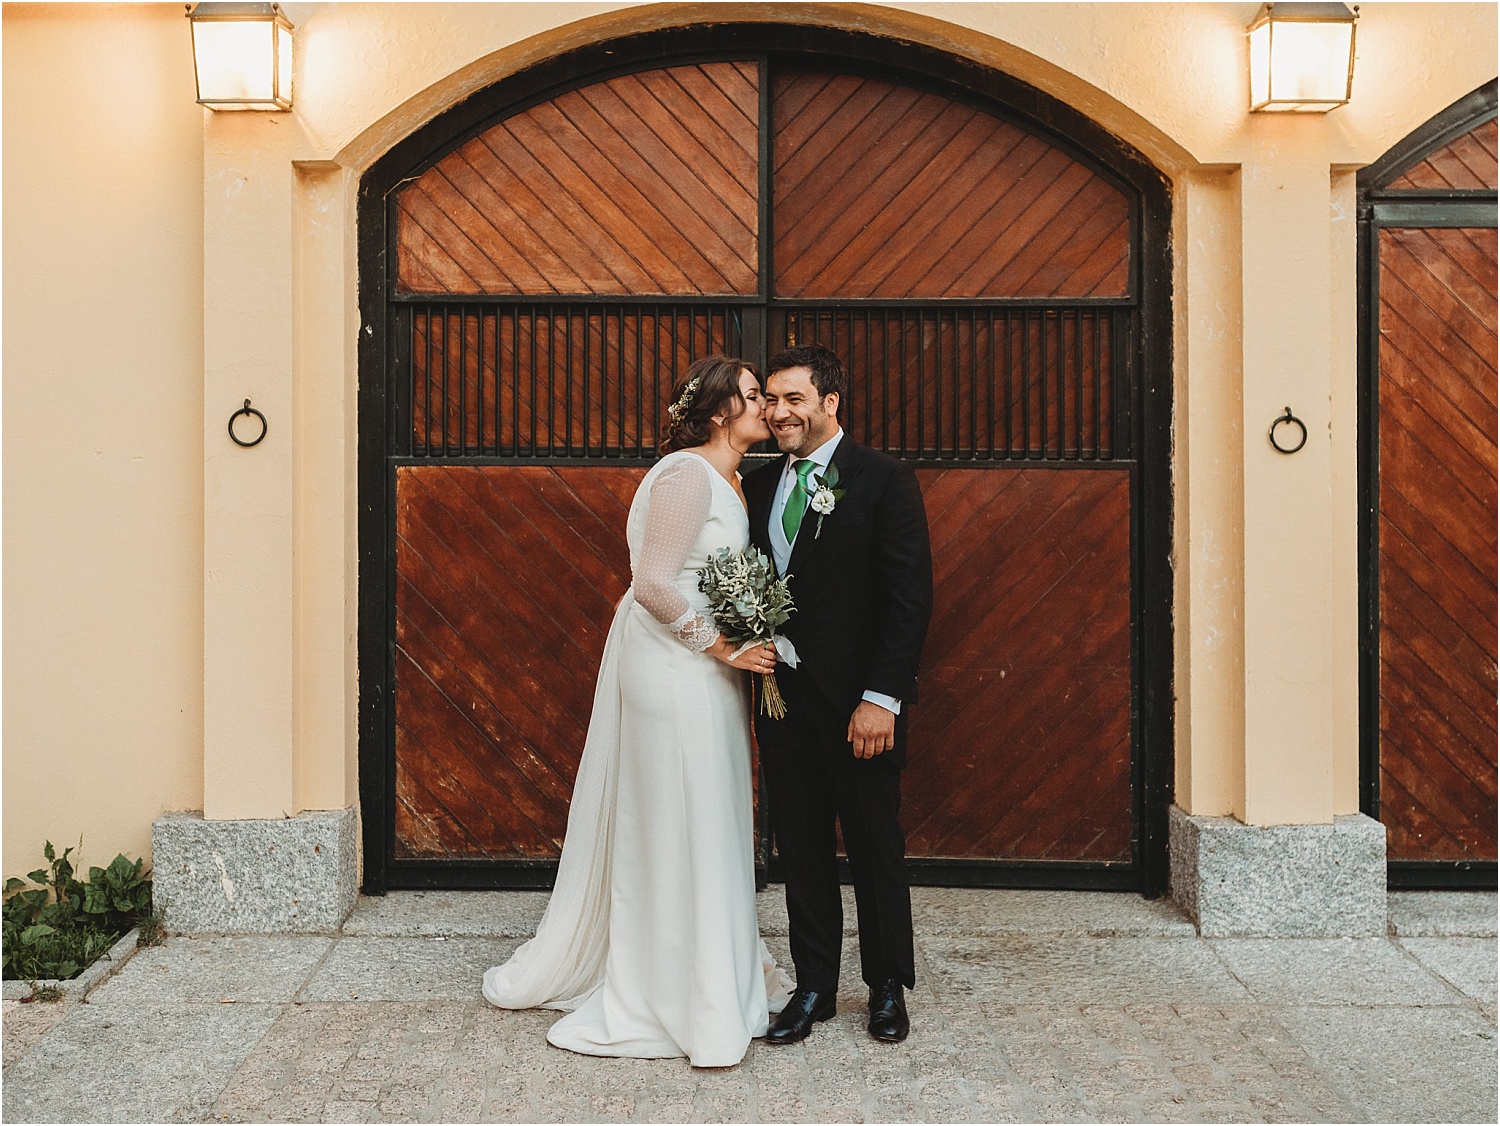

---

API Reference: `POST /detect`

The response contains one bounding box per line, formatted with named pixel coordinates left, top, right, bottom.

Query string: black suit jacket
left=745, top=437, right=934, bottom=725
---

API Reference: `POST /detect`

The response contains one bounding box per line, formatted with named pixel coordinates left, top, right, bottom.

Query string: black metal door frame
left=1356, top=79, right=1498, bottom=890
left=357, top=24, right=1175, bottom=895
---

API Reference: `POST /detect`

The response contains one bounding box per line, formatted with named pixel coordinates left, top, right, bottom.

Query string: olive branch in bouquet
left=696, top=547, right=796, bottom=718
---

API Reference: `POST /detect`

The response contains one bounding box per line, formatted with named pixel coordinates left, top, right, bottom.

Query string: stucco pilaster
left=203, top=111, right=298, bottom=819
left=1238, top=152, right=1337, bottom=826
left=1174, top=167, right=1246, bottom=819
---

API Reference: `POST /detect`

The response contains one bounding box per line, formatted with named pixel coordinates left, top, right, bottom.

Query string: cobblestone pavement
left=3, top=890, right=1494, bottom=1123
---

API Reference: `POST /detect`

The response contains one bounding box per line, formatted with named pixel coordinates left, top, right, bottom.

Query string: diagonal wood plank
left=395, top=466, right=645, bottom=859
left=902, top=469, right=1133, bottom=861
left=397, top=62, right=758, bottom=295
left=1389, top=118, right=1498, bottom=190
left=774, top=71, right=1130, bottom=299
left=1378, top=223, right=1499, bottom=863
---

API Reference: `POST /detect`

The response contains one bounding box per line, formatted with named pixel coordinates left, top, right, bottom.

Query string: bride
left=483, top=355, right=792, bottom=1067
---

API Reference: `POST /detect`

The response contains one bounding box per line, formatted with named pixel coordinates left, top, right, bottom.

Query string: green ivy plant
left=2, top=841, right=154, bottom=982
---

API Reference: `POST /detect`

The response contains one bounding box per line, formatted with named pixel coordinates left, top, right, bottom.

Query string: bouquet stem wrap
left=759, top=666, right=788, bottom=720
left=697, top=547, right=796, bottom=719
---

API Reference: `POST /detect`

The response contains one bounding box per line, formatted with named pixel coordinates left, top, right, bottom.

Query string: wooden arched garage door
left=357, top=29, right=1173, bottom=893
left=1358, top=81, right=1498, bottom=889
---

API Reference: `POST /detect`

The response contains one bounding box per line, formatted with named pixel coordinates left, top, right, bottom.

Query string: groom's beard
left=771, top=416, right=837, bottom=458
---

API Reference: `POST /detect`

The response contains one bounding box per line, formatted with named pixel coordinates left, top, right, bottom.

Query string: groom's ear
left=822, top=391, right=840, bottom=420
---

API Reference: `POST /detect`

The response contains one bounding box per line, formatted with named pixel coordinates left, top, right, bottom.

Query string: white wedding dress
left=482, top=449, right=791, bottom=1067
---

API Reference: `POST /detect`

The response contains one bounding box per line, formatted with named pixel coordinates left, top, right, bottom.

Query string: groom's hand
left=847, top=701, right=896, bottom=759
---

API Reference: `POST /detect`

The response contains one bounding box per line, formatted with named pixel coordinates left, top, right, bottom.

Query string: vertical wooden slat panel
left=785, top=308, right=1115, bottom=460
left=410, top=307, right=741, bottom=456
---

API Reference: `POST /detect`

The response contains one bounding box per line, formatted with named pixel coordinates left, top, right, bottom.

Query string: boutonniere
left=807, top=464, right=846, bottom=539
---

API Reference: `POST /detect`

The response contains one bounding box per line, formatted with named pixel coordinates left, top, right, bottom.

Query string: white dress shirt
left=769, top=429, right=842, bottom=577
left=769, top=429, right=901, bottom=717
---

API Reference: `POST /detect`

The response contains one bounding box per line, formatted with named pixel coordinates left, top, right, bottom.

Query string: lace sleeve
left=633, top=456, right=721, bottom=652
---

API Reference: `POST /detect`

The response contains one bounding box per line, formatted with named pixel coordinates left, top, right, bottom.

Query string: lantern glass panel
left=1268, top=20, right=1352, bottom=104
left=192, top=19, right=275, bottom=102
left=1249, top=22, right=1272, bottom=107
left=277, top=23, right=292, bottom=102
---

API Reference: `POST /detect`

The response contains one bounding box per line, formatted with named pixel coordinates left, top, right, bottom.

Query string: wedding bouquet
left=697, top=546, right=796, bottom=719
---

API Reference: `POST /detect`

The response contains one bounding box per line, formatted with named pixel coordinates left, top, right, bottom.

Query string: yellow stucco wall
left=3, top=2, right=1496, bottom=874
left=3, top=2, right=206, bottom=873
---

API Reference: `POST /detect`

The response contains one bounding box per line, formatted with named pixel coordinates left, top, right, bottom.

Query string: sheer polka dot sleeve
left=633, top=456, right=720, bottom=652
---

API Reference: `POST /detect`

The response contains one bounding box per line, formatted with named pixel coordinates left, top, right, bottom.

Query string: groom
left=746, top=344, right=933, bottom=1045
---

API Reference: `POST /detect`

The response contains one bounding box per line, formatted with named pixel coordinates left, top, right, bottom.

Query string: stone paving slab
left=920, top=936, right=1253, bottom=1005
left=1399, top=937, right=1500, bottom=1003
left=1, top=997, right=77, bottom=1074
left=214, top=1000, right=488, bottom=1122
left=204, top=998, right=1441, bottom=1124
left=347, top=888, right=848, bottom=940
left=347, top=887, right=1196, bottom=942
left=343, top=890, right=549, bottom=938
left=1274, top=1004, right=1498, bottom=1124
left=977, top=1002, right=1367, bottom=1122
left=910, top=888, right=1196, bottom=937
left=1208, top=937, right=1464, bottom=1006
left=3, top=890, right=1497, bottom=1123
left=86, top=935, right=332, bottom=1006
left=2, top=1001, right=282, bottom=1123
left=1387, top=891, right=1497, bottom=937
left=299, top=936, right=521, bottom=1002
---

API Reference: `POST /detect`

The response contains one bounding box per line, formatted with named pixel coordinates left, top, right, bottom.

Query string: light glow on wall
left=188, top=3, right=293, bottom=111
left=1248, top=3, right=1357, bottom=113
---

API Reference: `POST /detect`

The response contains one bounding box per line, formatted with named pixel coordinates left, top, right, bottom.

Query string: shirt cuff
left=861, top=690, right=902, bottom=715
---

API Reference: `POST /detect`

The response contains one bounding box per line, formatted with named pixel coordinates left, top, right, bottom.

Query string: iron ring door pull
left=228, top=399, right=268, bottom=447
left=1268, top=406, right=1306, bottom=454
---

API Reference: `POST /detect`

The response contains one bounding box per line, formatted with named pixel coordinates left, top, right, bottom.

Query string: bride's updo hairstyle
left=659, top=355, right=759, bottom=454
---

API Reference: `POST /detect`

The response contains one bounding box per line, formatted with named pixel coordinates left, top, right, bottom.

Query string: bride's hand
left=709, top=637, right=778, bottom=673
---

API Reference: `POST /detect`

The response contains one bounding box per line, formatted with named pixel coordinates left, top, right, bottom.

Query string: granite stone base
left=151, top=808, right=358, bottom=934
left=1169, top=805, right=1386, bottom=937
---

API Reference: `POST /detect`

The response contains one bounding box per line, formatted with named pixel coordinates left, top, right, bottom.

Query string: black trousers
left=757, top=666, right=915, bottom=994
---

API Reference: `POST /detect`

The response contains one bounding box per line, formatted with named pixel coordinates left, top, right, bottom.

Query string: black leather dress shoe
left=867, top=979, right=909, bottom=1042
left=765, top=989, right=836, bottom=1044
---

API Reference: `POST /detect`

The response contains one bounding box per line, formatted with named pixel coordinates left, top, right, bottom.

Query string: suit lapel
left=829, top=434, right=863, bottom=491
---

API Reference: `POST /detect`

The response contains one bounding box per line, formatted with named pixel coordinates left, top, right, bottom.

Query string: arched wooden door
left=357, top=28, right=1173, bottom=893
left=1358, top=81, right=1498, bottom=889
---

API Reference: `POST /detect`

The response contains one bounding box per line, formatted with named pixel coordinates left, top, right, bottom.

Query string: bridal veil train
left=482, top=439, right=791, bottom=1068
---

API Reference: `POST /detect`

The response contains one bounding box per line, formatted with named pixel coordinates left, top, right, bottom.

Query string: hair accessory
left=667, top=372, right=704, bottom=422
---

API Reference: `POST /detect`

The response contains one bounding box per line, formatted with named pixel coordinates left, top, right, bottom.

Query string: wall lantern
left=1248, top=2, right=1358, bottom=113
left=186, top=2, right=293, bottom=111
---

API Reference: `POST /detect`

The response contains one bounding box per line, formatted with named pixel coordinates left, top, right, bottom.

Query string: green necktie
left=782, top=459, right=818, bottom=541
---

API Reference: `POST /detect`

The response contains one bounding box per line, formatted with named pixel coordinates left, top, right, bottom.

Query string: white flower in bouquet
left=697, top=547, right=795, bottom=718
